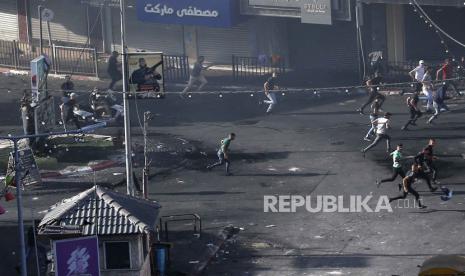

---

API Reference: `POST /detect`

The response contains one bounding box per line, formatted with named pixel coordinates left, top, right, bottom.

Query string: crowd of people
left=51, top=53, right=462, bottom=208
left=355, top=57, right=462, bottom=208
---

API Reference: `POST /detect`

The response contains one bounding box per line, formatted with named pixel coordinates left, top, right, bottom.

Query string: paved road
left=0, top=73, right=465, bottom=275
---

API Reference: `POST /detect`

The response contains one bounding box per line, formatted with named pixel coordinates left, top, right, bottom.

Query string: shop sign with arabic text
left=137, top=0, right=237, bottom=27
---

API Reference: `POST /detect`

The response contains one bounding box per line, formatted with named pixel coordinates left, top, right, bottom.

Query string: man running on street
left=182, top=56, right=210, bottom=95
left=415, top=139, right=439, bottom=185
left=376, top=144, right=405, bottom=188
left=357, top=72, right=385, bottom=114
left=427, top=84, right=449, bottom=125
left=409, top=60, right=426, bottom=93
left=436, top=58, right=460, bottom=97
left=362, top=112, right=392, bottom=154
left=389, top=164, right=426, bottom=209
left=364, top=98, right=381, bottom=141
left=422, top=66, right=434, bottom=112
left=207, top=133, right=236, bottom=175
left=401, top=92, right=422, bottom=130
left=263, top=72, right=279, bottom=114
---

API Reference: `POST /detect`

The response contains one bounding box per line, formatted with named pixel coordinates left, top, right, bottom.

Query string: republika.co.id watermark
left=264, top=195, right=424, bottom=213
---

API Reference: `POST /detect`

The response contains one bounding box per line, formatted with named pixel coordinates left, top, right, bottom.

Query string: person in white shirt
left=362, top=112, right=392, bottom=154
left=409, top=60, right=426, bottom=93
left=422, top=66, right=434, bottom=112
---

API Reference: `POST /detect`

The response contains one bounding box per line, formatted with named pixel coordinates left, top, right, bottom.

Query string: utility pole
left=142, top=111, right=153, bottom=199
left=355, top=0, right=365, bottom=81
left=120, top=0, right=134, bottom=196
left=38, top=5, right=43, bottom=55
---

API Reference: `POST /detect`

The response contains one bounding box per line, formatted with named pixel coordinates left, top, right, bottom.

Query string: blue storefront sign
left=136, top=0, right=237, bottom=27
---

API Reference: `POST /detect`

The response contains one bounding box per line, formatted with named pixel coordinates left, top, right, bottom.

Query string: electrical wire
left=3, top=75, right=460, bottom=97
left=411, top=2, right=452, bottom=56
left=412, top=0, right=465, bottom=49
left=67, top=4, right=105, bottom=78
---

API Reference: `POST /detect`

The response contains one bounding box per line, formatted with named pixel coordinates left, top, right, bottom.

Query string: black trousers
left=424, top=160, right=438, bottom=181
left=403, top=107, right=422, bottom=129
left=64, top=111, right=81, bottom=129
left=416, top=170, right=435, bottom=190
left=389, top=184, right=421, bottom=203
left=108, top=72, right=122, bottom=90
left=381, top=167, right=406, bottom=183
left=360, top=91, right=385, bottom=112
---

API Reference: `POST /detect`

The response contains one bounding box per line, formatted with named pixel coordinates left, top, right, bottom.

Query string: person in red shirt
left=436, top=58, right=460, bottom=97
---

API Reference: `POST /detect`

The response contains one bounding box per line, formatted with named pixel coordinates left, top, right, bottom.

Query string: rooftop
left=38, top=186, right=161, bottom=235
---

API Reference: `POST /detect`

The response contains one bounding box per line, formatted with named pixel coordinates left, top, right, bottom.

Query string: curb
left=41, top=159, right=119, bottom=179
left=189, top=225, right=239, bottom=276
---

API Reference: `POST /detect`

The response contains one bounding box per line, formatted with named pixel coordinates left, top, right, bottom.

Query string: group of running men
left=357, top=57, right=462, bottom=208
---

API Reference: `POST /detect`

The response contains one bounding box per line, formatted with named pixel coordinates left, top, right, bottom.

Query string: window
left=104, top=241, right=131, bottom=269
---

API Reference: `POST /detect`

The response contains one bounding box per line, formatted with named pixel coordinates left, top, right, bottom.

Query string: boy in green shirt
left=377, top=144, right=405, bottom=188
left=207, top=133, right=236, bottom=175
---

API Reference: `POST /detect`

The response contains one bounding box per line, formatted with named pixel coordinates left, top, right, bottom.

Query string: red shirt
left=441, top=64, right=452, bottom=79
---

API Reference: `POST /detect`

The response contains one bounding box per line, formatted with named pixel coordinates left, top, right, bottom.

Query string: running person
left=422, top=66, right=434, bottom=112
left=362, top=112, right=392, bottom=154
left=388, top=164, right=426, bottom=209
left=263, top=72, right=279, bottom=114
left=415, top=138, right=439, bottom=185
left=207, top=133, right=236, bottom=175
left=409, top=60, right=426, bottom=93
left=401, top=92, right=422, bottom=130
left=436, top=58, right=460, bottom=97
left=427, top=84, right=449, bottom=124
left=364, top=98, right=381, bottom=141
left=357, top=72, right=385, bottom=114
left=376, top=144, right=405, bottom=188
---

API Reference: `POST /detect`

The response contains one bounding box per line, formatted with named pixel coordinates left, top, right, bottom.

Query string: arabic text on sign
left=144, top=4, right=219, bottom=18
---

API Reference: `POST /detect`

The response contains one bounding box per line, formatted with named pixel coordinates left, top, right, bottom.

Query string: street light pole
left=38, top=5, right=43, bottom=55
left=13, top=139, right=26, bottom=276
left=142, top=111, right=153, bottom=199
left=119, top=0, right=134, bottom=196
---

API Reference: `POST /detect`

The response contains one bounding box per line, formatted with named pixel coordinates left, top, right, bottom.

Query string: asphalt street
left=0, top=74, right=465, bottom=275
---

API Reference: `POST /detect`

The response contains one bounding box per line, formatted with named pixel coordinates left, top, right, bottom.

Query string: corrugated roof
left=39, top=186, right=161, bottom=235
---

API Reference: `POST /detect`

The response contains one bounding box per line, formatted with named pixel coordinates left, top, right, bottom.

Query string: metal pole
left=31, top=208, right=41, bottom=276
left=13, top=139, right=27, bottom=276
left=143, top=112, right=150, bottom=199
left=38, top=5, right=43, bottom=55
left=120, top=0, right=134, bottom=196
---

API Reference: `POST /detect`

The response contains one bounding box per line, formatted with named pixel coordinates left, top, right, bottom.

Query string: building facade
left=0, top=0, right=464, bottom=82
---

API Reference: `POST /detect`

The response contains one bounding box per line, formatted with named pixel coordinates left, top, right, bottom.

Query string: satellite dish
left=41, top=8, right=54, bottom=22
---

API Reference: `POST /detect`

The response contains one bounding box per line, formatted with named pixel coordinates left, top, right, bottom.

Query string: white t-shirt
left=375, top=117, right=390, bottom=134
left=410, top=65, right=425, bottom=82
left=422, top=73, right=433, bottom=91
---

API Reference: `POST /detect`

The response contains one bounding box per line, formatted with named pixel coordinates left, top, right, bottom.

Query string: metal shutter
left=112, top=8, right=184, bottom=55
left=0, top=0, right=18, bottom=41
left=288, top=19, right=358, bottom=71
left=197, top=23, right=251, bottom=64
left=30, top=0, right=88, bottom=45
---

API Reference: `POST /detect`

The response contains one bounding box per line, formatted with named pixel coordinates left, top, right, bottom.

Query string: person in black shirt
left=129, top=58, right=162, bottom=92
left=182, top=56, right=210, bottom=95
left=60, top=75, right=74, bottom=92
left=427, top=84, right=449, bottom=124
left=263, top=72, right=279, bottom=114
left=357, top=72, right=385, bottom=114
left=60, top=93, right=81, bottom=130
left=107, top=51, right=122, bottom=90
left=414, top=139, right=438, bottom=184
left=389, top=164, right=426, bottom=208
left=401, top=92, right=422, bottom=130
